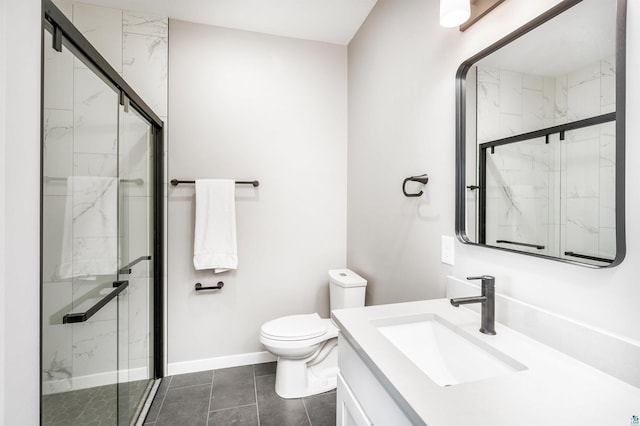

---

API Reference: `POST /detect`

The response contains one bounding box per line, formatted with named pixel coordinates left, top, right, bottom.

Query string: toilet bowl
left=260, top=313, right=339, bottom=398
left=259, top=269, right=367, bottom=399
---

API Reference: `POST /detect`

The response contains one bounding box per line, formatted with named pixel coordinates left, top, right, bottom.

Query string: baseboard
left=446, top=275, right=640, bottom=388
left=43, top=352, right=278, bottom=394
left=167, top=351, right=277, bottom=376
left=42, top=366, right=150, bottom=395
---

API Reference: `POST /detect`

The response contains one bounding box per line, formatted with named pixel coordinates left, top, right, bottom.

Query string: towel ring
left=402, top=174, right=429, bottom=197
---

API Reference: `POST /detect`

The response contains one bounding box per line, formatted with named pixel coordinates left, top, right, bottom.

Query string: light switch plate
left=441, top=236, right=455, bottom=265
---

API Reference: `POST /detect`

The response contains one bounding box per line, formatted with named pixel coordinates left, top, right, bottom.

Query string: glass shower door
left=116, top=103, right=156, bottom=424
left=42, top=1, right=163, bottom=422
left=41, top=28, right=138, bottom=425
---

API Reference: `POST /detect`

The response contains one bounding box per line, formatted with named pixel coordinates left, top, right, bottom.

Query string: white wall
left=167, top=20, right=347, bottom=372
left=348, top=0, right=640, bottom=352
left=1, top=0, right=41, bottom=424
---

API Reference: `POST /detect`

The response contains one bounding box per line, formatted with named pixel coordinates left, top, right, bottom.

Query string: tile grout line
left=205, top=371, right=215, bottom=426
left=301, top=397, right=313, bottom=426
left=253, top=365, right=261, bottom=426
left=167, top=381, right=214, bottom=391
left=209, top=402, right=258, bottom=414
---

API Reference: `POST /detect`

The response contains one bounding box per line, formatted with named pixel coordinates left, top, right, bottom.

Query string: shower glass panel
left=484, top=136, right=554, bottom=257
left=480, top=120, right=615, bottom=266
left=117, top=104, right=156, bottom=423
left=41, top=22, right=156, bottom=425
left=561, top=122, right=616, bottom=265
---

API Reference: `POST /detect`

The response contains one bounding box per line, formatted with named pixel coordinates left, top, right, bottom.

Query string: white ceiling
left=74, top=0, right=378, bottom=45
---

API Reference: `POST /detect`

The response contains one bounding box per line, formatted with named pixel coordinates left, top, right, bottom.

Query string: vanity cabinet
left=336, top=334, right=416, bottom=426
left=336, top=374, right=371, bottom=426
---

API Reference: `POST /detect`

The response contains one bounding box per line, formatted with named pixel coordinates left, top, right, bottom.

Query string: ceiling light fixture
left=440, top=0, right=471, bottom=28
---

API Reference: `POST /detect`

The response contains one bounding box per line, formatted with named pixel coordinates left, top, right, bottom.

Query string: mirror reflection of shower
left=459, top=0, right=623, bottom=267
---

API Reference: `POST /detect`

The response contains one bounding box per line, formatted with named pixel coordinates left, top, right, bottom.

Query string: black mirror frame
left=454, top=0, right=627, bottom=268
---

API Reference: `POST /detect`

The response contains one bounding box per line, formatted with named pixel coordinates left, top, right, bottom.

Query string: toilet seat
left=260, top=315, right=338, bottom=361
left=261, top=313, right=327, bottom=341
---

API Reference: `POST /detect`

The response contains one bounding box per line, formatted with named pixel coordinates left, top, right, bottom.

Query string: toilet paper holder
left=195, top=282, right=224, bottom=291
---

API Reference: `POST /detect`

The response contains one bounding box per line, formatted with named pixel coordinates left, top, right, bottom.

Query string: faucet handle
left=467, top=275, right=495, bottom=281
left=467, top=275, right=495, bottom=287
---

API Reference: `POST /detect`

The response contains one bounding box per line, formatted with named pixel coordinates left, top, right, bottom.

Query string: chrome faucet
left=450, top=275, right=496, bottom=335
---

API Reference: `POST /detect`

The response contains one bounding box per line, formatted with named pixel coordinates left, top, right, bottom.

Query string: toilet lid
left=261, top=313, right=327, bottom=341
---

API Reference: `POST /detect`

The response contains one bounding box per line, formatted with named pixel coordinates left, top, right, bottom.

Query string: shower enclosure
left=41, top=2, right=163, bottom=424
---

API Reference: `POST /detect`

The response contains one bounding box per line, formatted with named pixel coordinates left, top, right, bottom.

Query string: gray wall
left=348, top=0, right=459, bottom=304
left=348, top=0, right=640, bottom=343
left=167, top=20, right=347, bottom=371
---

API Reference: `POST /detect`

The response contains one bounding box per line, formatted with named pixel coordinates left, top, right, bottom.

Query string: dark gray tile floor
left=42, top=379, right=153, bottom=426
left=144, top=362, right=336, bottom=426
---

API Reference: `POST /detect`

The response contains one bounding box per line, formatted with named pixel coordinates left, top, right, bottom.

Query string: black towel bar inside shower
left=63, top=281, right=129, bottom=324
left=195, top=282, right=225, bottom=291
left=171, top=179, right=259, bottom=187
left=496, top=240, right=545, bottom=250
left=564, top=251, right=613, bottom=263
left=44, top=176, right=144, bottom=185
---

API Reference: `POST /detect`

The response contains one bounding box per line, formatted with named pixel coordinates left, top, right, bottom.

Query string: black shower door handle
left=62, top=281, right=129, bottom=324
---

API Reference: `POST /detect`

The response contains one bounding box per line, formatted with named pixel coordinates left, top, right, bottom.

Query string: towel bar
left=45, top=176, right=144, bottom=185
left=496, top=240, right=545, bottom=250
left=564, top=251, right=613, bottom=263
left=63, top=281, right=129, bottom=323
left=195, top=282, right=224, bottom=291
left=171, top=179, right=259, bottom=187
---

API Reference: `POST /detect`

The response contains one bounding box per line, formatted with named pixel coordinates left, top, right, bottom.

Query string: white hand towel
left=57, top=176, right=118, bottom=279
left=193, top=179, right=238, bottom=273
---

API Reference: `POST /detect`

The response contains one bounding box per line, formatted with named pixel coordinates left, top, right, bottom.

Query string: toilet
left=259, top=269, right=367, bottom=399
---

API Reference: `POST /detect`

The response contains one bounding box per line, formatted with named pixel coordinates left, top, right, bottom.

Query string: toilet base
left=274, top=340, right=338, bottom=399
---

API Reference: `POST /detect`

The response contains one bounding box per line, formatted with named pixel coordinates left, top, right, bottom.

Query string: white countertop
left=332, top=298, right=640, bottom=425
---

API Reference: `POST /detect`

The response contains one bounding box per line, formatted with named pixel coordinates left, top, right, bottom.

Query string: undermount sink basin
left=375, top=314, right=527, bottom=386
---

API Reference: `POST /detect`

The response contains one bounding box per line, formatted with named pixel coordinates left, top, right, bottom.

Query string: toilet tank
left=329, top=269, right=367, bottom=310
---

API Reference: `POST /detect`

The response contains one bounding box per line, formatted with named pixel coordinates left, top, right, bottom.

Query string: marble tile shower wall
left=561, top=58, right=616, bottom=260
left=43, top=1, right=168, bottom=394
left=477, top=57, right=615, bottom=259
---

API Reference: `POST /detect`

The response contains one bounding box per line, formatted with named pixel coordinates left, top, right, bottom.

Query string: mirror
left=455, top=0, right=626, bottom=267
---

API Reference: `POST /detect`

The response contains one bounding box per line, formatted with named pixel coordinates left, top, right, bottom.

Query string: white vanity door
left=337, top=373, right=373, bottom=426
